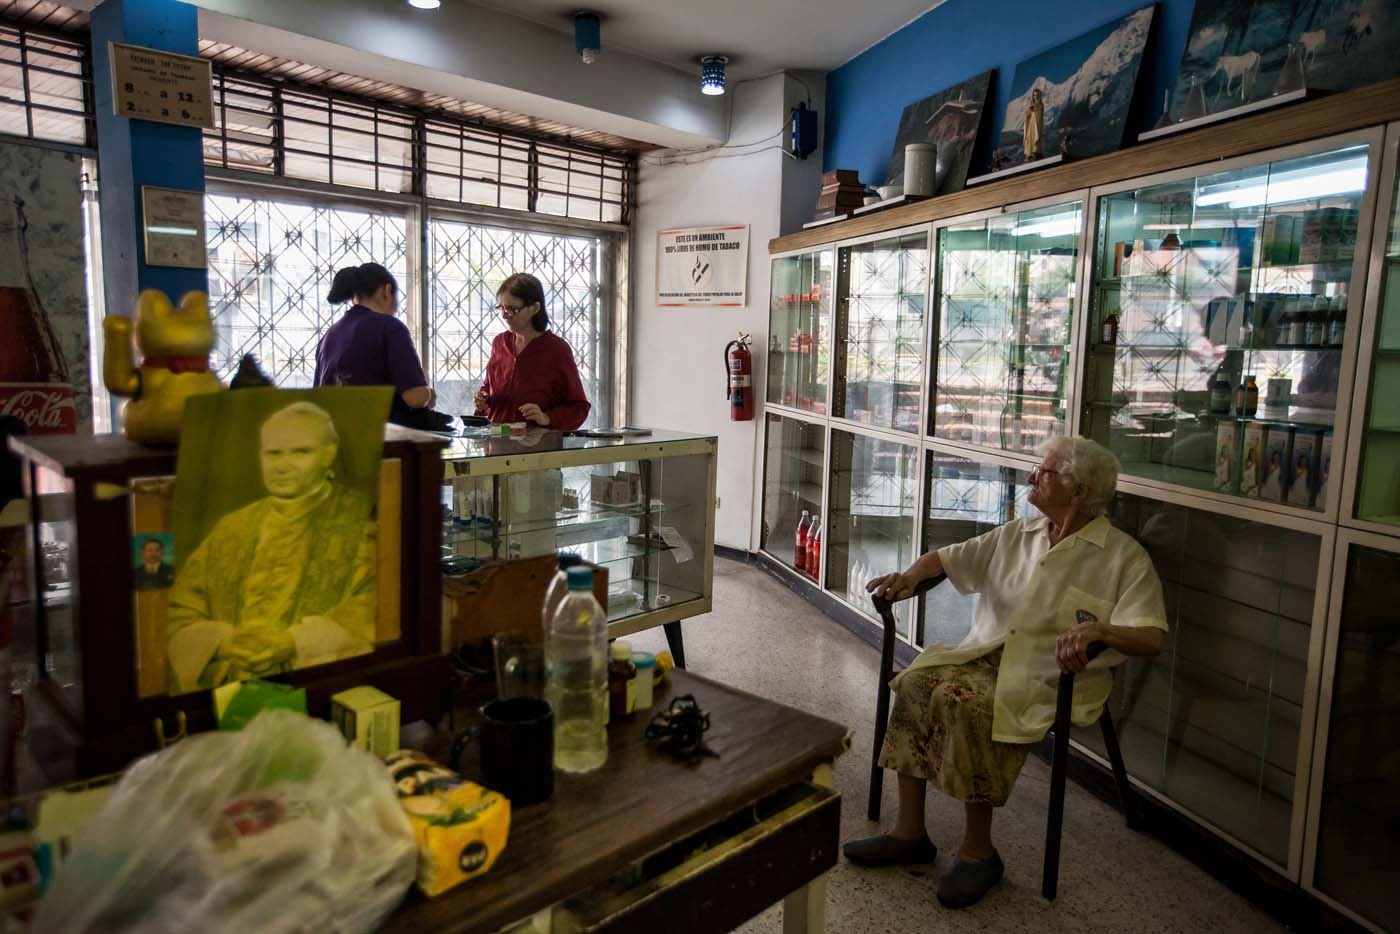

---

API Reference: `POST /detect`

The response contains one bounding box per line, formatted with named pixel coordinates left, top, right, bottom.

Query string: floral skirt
left=878, top=649, right=1030, bottom=807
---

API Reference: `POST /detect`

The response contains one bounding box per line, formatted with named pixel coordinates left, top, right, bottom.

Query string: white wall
left=633, top=73, right=824, bottom=551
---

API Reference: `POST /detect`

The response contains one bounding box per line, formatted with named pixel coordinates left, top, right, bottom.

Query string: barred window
left=208, top=69, right=631, bottom=225
left=0, top=23, right=90, bottom=147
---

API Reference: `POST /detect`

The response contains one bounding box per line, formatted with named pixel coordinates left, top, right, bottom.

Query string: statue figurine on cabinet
left=1059, top=127, right=1074, bottom=158
left=103, top=290, right=224, bottom=445
left=1023, top=88, right=1045, bottom=161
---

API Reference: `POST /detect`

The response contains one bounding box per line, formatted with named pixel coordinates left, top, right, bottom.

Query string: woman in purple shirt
left=314, top=263, right=437, bottom=427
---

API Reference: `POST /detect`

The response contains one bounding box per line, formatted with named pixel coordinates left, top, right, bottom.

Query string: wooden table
left=385, top=670, right=849, bottom=933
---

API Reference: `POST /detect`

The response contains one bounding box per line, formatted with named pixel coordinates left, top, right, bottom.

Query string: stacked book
left=814, top=169, right=865, bottom=220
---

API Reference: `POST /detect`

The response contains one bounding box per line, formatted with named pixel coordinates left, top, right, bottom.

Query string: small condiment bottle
left=631, top=651, right=657, bottom=711
left=1242, top=375, right=1259, bottom=416
left=608, top=640, right=637, bottom=718
left=1101, top=311, right=1119, bottom=346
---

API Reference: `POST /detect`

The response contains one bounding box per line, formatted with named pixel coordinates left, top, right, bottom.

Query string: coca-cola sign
left=0, top=384, right=77, bottom=434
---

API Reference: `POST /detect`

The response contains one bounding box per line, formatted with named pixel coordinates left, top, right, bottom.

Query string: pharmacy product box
left=1288, top=429, right=1322, bottom=508
left=1214, top=420, right=1240, bottom=493
left=331, top=686, right=400, bottom=758
left=1240, top=422, right=1266, bottom=498
left=1259, top=425, right=1294, bottom=502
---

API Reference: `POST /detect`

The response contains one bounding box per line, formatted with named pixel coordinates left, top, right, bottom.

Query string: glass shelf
left=761, top=414, right=826, bottom=574
left=1081, top=143, right=1369, bottom=513
left=768, top=249, right=832, bottom=414
left=833, top=231, right=928, bottom=433
left=933, top=200, right=1081, bottom=455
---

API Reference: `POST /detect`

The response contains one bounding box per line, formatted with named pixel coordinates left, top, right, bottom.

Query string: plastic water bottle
left=545, top=567, right=609, bottom=773
left=542, top=553, right=586, bottom=631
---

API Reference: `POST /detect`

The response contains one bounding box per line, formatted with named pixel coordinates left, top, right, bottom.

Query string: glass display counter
left=441, top=427, right=717, bottom=638
left=833, top=232, right=928, bottom=433
left=759, top=414, right=825, bottom=576
left=933, top=201, right=1082, bottom=453
left=768, top=249, right=832, bottom=414
left=1081, top=143, right=1371, bottom=512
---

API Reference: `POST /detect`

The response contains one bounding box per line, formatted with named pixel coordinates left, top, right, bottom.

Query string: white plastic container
left=631, top=651, right=656, bottom=711
left=903, top=143, right=936, bottom=197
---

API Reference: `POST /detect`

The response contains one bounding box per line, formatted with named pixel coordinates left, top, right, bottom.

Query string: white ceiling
left=463, top=0, right=944, bottom=79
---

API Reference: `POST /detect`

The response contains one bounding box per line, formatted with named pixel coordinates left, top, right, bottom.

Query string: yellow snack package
left=385, top=750, right=511, bottom=897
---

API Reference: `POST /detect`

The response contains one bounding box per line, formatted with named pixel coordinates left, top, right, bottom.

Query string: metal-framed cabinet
left=1343, top=121, right=1400, bottom=533
left=1302, top=528, right=1400, bottom=933
left=441, top=428, right=716, bottom=639
left=759, top=119, right=1400, bottom=927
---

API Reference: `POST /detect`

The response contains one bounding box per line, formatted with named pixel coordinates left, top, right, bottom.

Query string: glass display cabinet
left=1081, top=140, right=1374, bottom=513
left=933, top=200, right=1082, bottom=454
left=441, top=428, right=717, bottom=638
left=1073, top=491, right=1323, bottom=868
left=833, top=231, right=929, bottom=433
left=768, top=249, right=833, bottom=414
left=1350, top=126, right=1400, bottom=528
left=1307, top=532, right=1400, bottom=932
left=759, top=414, right=825, bottom=576
left=920, top=452, right=1036, bottom=649
left=825, top=429, right=918, bottom=636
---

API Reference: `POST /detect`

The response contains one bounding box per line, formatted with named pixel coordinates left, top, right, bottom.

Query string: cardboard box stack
left=814, top=169, right=866, bottom=220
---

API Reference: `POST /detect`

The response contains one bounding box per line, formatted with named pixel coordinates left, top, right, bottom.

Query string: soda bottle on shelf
left=794, top=510, right=810, bottom=571
left=806, top=522, right=822, bottom=578
left=546, top=567, right=609, bottom=773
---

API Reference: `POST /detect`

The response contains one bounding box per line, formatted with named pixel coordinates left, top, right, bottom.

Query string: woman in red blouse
left=474, top=273, right=591, bottom=430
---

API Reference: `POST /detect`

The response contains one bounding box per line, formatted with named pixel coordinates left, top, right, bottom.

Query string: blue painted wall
left=824, top=0, right=1197, bottom=182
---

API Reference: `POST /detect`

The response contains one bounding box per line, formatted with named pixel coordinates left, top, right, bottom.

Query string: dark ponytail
left=497, top=272, right=549, bottom=332
left=327, top=262, right=398, bottom=305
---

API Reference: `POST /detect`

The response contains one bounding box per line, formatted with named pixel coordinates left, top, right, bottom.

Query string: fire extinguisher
left=725, top=333, right=754, bottom=422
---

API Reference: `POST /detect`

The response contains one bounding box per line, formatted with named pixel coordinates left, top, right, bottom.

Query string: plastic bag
left=33, top=710, right=417, bottom=934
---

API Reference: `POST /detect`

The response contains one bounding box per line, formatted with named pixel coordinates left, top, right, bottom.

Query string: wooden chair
left=868, top=575, right=1139, bottom=900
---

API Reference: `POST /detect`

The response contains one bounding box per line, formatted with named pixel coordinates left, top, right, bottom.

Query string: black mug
left=480, top=696, right=554, bottom=806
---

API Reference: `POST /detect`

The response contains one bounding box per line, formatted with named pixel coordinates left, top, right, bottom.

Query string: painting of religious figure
left=166, top=386, right=392, bottom=693
left=993, top=5, right=1156, bottom=168
left=885, top=69, right=994, bottom=195
left=1168, top=0, right=1400, bottom=119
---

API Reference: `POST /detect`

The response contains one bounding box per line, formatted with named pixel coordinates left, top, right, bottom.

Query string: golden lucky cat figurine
left=104, top=290, right=224, bottom=444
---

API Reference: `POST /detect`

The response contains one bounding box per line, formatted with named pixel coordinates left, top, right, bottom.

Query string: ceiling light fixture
left=700, top=55, right=727, bottom=96
left=407, top=0, right=441, bottom=9
left=574, top=12, right=601, bottom=64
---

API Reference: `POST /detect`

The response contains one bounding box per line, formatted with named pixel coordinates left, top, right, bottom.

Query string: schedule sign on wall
left=656, top=225, right=748, bottom=308
left=110, top=42, right=214, bottom=130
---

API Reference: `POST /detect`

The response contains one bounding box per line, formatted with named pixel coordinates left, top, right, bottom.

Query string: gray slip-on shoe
left=842, top=832, right=937, bottom=867
left=936, top=850, right=1004, bottom=908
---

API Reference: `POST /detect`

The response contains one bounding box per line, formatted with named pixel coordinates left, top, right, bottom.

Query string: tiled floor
left=626, top=558, right=1285, bottom=934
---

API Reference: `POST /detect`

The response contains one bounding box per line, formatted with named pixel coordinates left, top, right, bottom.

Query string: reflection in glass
left=921, top=453, right=1036, bottom=649
left=1082, top=145, right=1368, bottom=510
left=768, top=251, right=832, bottom=413
left=1073, top=491, right=1317, bottom=864
left=1313, top=544, right=1400, bottom=931
left=835, top=233, right=928, bottom=432
left=761, top=415, right=825, bottom=575
left=934, top=202, right=1080, bottom=453
left=827, top=431, right=918, bottom=636
left=1356, top=152, right=1400, bottom=526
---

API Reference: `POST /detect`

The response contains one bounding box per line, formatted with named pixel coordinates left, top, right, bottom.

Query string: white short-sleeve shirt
left=893, top=515, right=1168, bottom=744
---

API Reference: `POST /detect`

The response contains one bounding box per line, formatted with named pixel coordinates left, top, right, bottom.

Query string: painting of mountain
left=1168, top=0, right=1400, bottom=119
left=885, top=69, right=994, bottom=195
left=994, top=5, right=1156, bottom=168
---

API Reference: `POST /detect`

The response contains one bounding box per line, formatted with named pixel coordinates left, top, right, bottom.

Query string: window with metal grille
left=0, top=23, right=91, bottom=148
left=209, top=69, right=631, bottom=224
left=204, top=189, right=413, bottom=386
left=427, top=217, right=604, bottom=422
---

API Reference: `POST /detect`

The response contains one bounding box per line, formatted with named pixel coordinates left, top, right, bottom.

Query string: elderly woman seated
left=846, top=437, right=1167, bottom=909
